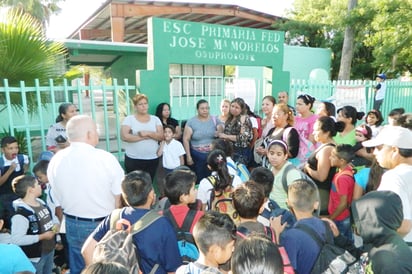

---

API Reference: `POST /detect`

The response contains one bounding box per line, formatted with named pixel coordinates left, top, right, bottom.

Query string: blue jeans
left=65, top=217, right=101, bottom=274
left=33, top=250, right=54, bottom=274
left=335, top=217, right=353, bottom=242
left=190, top=148, right=210, bottom=184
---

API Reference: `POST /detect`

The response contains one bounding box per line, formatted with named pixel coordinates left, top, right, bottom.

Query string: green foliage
left=0, top=9, right=66, bottom=113
left=277, top=0, right=411, bottom=79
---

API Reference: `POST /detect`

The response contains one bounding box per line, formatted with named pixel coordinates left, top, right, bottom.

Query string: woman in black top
left=303, top=116, right=344, bottom=214
left=155, top=102, right=181, bottom=139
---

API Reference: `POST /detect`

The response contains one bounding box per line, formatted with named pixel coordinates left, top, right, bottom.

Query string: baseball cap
left=376, top=73, right=386, bottom=80
left=362, top=126, right=412, bottom=149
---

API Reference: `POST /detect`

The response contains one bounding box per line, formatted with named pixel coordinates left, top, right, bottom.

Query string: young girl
left=197, top=149, right=242, bottom=211
left=267, top=140, right=302, bottom=209
left=365, top=109, right=383, bottom=138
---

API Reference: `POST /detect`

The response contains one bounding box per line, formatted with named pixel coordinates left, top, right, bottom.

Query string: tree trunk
left=338, top=0, right=358, bottom=80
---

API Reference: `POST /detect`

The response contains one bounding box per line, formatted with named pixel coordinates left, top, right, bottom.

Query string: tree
left=0, top=0, right=62, bottom=31
left=338, top=0, right=357, bottom=80
left=0, top=9, right=66, bottom=112
left=275, top=0, right=411, bottom=79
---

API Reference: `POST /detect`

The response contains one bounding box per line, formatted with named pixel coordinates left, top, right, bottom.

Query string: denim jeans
left=335, top=217, right=353, bottom=242
left=33, top=250, right=54, bottom=274
left=190, top=148, right=210, bottom=184
left=65, top=217, right=101, bottom=274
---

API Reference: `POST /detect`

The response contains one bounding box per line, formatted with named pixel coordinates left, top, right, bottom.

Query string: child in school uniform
left=10, top=175, right=58, bottom=274
left=157, top=125, right=185, bottom=174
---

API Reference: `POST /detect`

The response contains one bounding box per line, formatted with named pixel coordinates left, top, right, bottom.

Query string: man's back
left=48, top=142, right=124, bottom=218
left=91, top=207, right=182, bottom=274
left=281, top=217, right=327, bottom=274
left=378, top=163, right=412, bottom=242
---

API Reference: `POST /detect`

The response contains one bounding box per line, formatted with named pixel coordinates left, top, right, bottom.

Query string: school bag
left=163, top=208, right=199, bottom=264
left=227, top=161, right=250, bottom=182
left=93, top=209, right=162, bottom=274
left=295, top=221, right=360, bottom=274
left=0, top=154, right=24, bottom=174
left=260, top=199, right=296, bottom=229
left=154, top=196, right=202, bottom=212
left=207, top=175, right=240, bottom=224
left=281, top=164, right=313, bottom=194
left=236, top=225, right=295, bottom=274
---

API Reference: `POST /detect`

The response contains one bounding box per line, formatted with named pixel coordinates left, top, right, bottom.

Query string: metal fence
left=1, top=77, right=411, bottom=170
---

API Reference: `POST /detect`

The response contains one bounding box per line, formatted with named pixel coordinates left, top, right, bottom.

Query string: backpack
left=281, top=164, right=313, bottom=194
left=163, top=208, right=199, bottom=264
left=154, top=197, right=202, bottom=212
left=93, top=209, right=162, bottom=274
left=296, top=221, right=359, bottom=274
left=0, top=154, right=25, bottom=174
left=207, top=175, right=239, bottom=224
left=236, top=225, right=295, bottom=274
left=260, top=199, right=296, bottom=229
left=227, top=161, right=250, bottom=182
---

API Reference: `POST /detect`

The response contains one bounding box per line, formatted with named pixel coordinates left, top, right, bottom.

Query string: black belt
left=65, top=214, right=105, bottom=222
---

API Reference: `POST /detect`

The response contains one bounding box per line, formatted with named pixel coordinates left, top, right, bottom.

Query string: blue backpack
left=163, top=209, right=199, bottom=264
left=0, top=154, right=25, bottom=174
left=260, top=199, right=296, bottom=229
left=227, top=161, right=250, bottom=182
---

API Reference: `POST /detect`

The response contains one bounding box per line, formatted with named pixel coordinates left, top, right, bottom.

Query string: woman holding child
left=120, top=94, right=163, bottom=180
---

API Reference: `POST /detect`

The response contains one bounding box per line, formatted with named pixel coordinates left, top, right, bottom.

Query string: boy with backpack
left=271, top=178, right=328, bottom=274
left=175, top=211, right=236, bottom=274
left=232, top=180, right=294, bottom=274
left=0, top=136, right=29, bottom=230
left=10, top=175, right=58, bottom=274
left=82, top=170, right=182, bottom=274
left=163, top=169, right=204, bottom=263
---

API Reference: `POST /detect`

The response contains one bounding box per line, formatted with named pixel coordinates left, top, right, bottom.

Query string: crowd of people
left=1, top=88, right=412, bottom=274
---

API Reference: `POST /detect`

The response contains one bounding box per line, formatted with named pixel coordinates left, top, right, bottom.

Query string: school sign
left=138, top=17, right=289, bottom=111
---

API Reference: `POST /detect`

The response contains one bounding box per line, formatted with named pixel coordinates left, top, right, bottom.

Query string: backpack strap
left=264, top=226, right=277, bottom=244
left=109, top=208, right=123, bottom=230
left=281, top=164, right=296, bottom=193
left=282, top=126, right=293, bottom=143
left=17, top=154, right=25, bottom=168
left=226, top=161, right=237, bottom=172
left=295, top=221, right=333, bottom=248
left=131, top=210, right=162, bottom=235
left=164, top=208, right=196, bottom=233
left=181, top=209, right=197, bottom=232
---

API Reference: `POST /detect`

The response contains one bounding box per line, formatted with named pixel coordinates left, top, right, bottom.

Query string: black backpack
left=163, top=208, right=199, bottom=264
left=296, top=221, right=359, bottom=274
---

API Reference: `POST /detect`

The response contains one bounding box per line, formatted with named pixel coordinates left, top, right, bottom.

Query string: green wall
left=284, top=45, right=331, bottom=80
left=111, top=53, right=147, bottom=86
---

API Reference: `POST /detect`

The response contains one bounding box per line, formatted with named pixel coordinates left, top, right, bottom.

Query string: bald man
left=48, top=115, right=124, bottom=274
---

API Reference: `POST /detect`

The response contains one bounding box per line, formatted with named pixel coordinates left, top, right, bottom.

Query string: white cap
left=362, top=126, right=412, bottom=149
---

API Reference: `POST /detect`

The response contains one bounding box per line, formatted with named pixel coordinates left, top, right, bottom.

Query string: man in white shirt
left=48, top=115, right=124, bottom=274
left=363, top=126, right=412, bottom=247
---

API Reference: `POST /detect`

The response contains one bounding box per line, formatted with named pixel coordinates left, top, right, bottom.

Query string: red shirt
left=166, top=205, right=204, bottom=233
left=328, top=165, right=355, bottom=221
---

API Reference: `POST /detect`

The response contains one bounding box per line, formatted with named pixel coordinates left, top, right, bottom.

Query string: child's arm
left=179, top=155, right=184, bottom=166
left=329, top=194, right=348, bottom=220
left=352, top=184, right=364, bottom=201
left=10, top=215, right=55, bottom=245
left=157, top=141, right=165, bottom=157
left=55, top=206, right=63, bottom=224
left=0, top=162, right=17, bottom=186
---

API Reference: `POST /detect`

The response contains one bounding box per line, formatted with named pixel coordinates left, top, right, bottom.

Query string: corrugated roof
left=68, top=0, right=282, bottom=44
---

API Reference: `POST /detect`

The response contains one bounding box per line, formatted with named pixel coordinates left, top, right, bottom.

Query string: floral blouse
left=224, top=115, right=253, bottom=148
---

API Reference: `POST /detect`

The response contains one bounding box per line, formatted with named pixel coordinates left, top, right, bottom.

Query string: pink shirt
left=294, top=114, right=318, bottom=140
